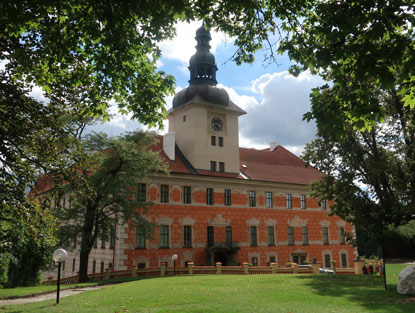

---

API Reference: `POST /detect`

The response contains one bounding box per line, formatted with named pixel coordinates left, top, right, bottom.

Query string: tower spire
left=188, top=24, right=218, bottom=85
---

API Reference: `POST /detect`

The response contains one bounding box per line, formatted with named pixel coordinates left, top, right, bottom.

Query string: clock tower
left=167, top=24, right=246, bottom=174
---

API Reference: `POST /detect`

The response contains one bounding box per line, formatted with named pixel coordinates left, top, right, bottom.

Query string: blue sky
left=65, top=21, right=325, bottom=155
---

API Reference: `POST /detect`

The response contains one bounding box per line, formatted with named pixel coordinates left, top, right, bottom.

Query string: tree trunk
left=78, top=202, right=96, bottom=282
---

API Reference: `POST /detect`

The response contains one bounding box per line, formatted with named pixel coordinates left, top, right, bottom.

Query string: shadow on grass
left=296, top=274, right=413, bottom=312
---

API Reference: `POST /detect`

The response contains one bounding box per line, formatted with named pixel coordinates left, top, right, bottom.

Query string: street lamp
left=172, top=254, right=178, bottom=276
left=53, top=248, right=67, bottom=304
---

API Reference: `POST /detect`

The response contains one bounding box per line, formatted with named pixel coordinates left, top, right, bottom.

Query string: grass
left=0, top=276, right=145, bottom=300
left=0, top=264, right=413, bottom=313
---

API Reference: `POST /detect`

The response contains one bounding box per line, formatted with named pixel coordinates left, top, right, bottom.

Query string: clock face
left=211, top=117, right=224, bottom=131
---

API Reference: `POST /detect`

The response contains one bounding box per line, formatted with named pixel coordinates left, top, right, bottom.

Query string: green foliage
left=54, top=131, right=168, bottom=281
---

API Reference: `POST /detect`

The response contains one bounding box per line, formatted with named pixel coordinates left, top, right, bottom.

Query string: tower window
left=210, top=161, right=216, bottom=172
left=218, top=137, right=223, bottom=147
left=183, top=115, right=186, bottom=122
left=219, top=162, right=225, bottom=173
left=211, top=136, right=216, bottom=146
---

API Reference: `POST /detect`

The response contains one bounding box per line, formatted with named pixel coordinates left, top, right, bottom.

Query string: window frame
left=137, top=183, right=146, bottom=202
left=183, top=225, right=192, bottom=248
left=207, top=226, right=214, bottom=247
left=302, top=226, right=308, bottom=245
left=266, top=192, right=273, bottom=208
left=210, top=161, right=216, bottom=172
left=219, top=161, right=225, bottom=173
left=286, top=194, right=292, bottom=209
left=206, top=188, right=214, bottom=205
left=267, top=226, right=275, bottom=246
left=300, top=194, right=306, bottom=209
left=160, top=225, right=169, bottom=248
left=224, top=189, right=231, bottom=206
left=250, top=226, right=258, bottom=246
left=225, top=226, right=232, bottom=247
left=218, top=136, right=224, bottom=147
left=339, top=227, right=345, bottom=244
left=341, top=253, right=348, bottom=268
left=136, top=225, right=146, bottom=248
left=249, top=191, right=256, bottom=207
left=288, top=226, right=294, bottom=245
left=160, top=185, right=169, bottom=203
left=183, top=186, right=191, bottom=204
left=211, top=136, right=216, bottom=146
left=322, top=227, right=329, bottom=244
left=321, top=199, right=326, bottom=211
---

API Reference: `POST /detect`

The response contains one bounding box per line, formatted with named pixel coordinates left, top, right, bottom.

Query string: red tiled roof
left=239, top=146, right=323, bottom=185
left=152, top=136, right=193, bottom=174
left=156, top=135, right=323, bottom=185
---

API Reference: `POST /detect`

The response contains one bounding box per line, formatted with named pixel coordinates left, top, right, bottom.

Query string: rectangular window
left=101, top=229, right=106, bottom=249
left=136, top=225, right=146, bottom=248
left=210, top=161, right=216, bottom=172
left=160, top=225, right=169, bottom=248
left=183, top=186, right=191, bottom=204
left=269, top=256, right=276, bottom=264
left=225, top=226, right=232, bottom=247
left=110, top=227, right=115, bottom=249
left=321, top=199, right=326, bottom=210
left=72, top=258, right=76, bottom=272
left=92, top=260, right=96, bottom=274
left=184, top=226, right=192, bottom=248
left=218, top=137, right=223, bottom=147
left=250, top=226, right=257, bottom=246
left=266, top=192, right=273, bottom=208
left=267, top=226, right=275, bottom=246
left=302, top=227, right=308, bottom=245
left=211, top=135, right=216, bottom=146
left=137, top=183, right=146, bottom=202
left=249, top=191, right=256, bottom=207
left=251, top=257, right=258, bottom=267
left=137, top=263, right=146, bottom=269
left=160, top=185, right=169, bottom=203
left=324, top=254, right=331, bottom=268
left=339, top=227, right=345, bottom=244
left=341, top=253, right=348, bottom=268
left=286, top=194, right=292, bottom=209
left=224, top=189, right=231, bottom=206
left=300, top=194, right=306, bottom=209
left=322, top=227, right=329, bottom=244
left=288, top=226, right=294, bottom=245
left=109, top=262, right=112, bottom=269
left=207, top=226, right=214, bottom=247
left=207, top=188, right=214, bottom=205
left=100, top=261, right=104, bottom=273
left=219, top=162, right=225, bottom=173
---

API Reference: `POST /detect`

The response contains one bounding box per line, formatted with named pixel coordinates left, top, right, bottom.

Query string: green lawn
left=1, top=264, right=413, bottom=313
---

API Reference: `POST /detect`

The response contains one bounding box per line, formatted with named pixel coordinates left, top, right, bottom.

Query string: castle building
left=48, top=25, right=356, bottom=279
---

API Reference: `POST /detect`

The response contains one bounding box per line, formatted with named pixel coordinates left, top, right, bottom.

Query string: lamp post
left=172, top=254, right=178, bottom=276
left=53, top=248, right=67, bottom=304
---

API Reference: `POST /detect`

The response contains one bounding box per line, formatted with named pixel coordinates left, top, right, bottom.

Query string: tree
left=51, top=131, right=168, bottom=282
left=301, top=88, right=415, bottom=263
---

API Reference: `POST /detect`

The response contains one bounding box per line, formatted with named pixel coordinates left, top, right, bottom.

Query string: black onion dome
left=172, top=84, right=229, bottom=109
left=171, top=24, right=245, bottom=113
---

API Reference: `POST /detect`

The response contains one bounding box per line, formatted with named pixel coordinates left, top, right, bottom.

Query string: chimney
left=270, top=142, right=277, bottom=151
left=163, top=132, right=175, bottom=160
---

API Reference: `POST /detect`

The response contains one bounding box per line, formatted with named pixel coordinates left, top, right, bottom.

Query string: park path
left=0, top=285, right=106, bottom=306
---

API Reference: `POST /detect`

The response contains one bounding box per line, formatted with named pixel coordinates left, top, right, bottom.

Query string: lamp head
left=53, top=248, right=67, bottom=263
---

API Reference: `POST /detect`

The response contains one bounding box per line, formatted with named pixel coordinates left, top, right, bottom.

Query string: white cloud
left=28, top=86, right=49, bottom=104
left=237, top=70, right=324, bottom=155
left=219, top=84, right=258, bottom=111
left=159, top=21, right=231, bottom=64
